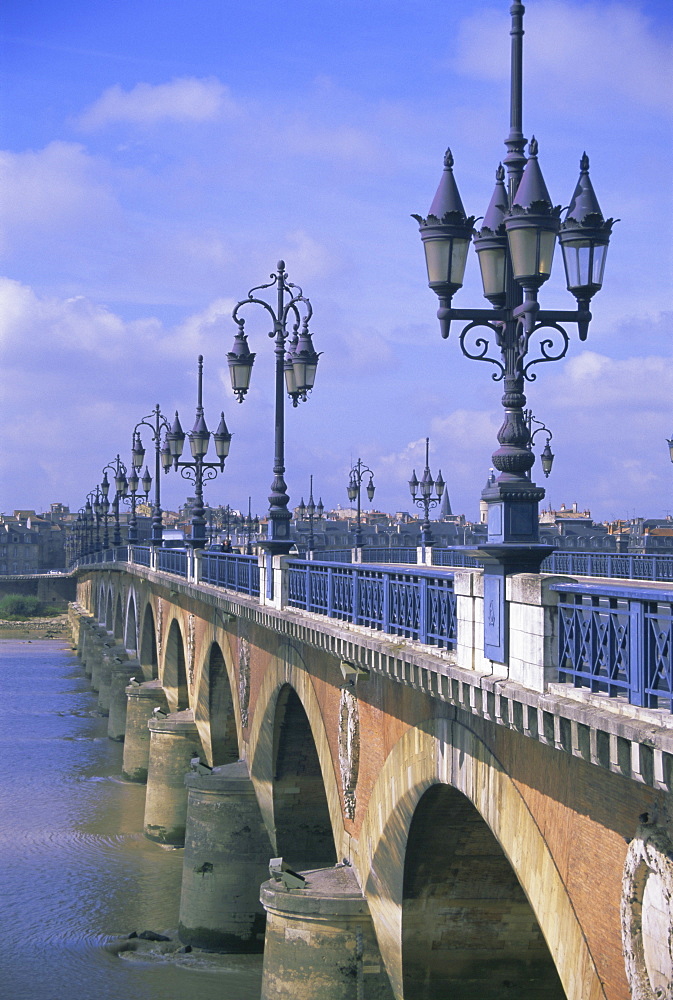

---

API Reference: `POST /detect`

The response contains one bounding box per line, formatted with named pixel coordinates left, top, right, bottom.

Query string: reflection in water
left=0, top=640, right=263, bottom=1000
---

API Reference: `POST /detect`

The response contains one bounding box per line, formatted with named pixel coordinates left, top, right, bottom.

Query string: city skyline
left=1, top=0, right=671, bottom=523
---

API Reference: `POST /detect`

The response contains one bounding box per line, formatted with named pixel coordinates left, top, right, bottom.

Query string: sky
left=1, top=0, right=672, bottom=525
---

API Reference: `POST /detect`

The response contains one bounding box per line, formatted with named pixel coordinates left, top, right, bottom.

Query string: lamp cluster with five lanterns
left=408, top=438, right=445, bottom=548
left=347, top=459, right=376, bottom=549
left=227, top=260, right=320, bottom=552
left=414, top=0, right=614, bottom=565
left=162, top=355, right=232, bottom=549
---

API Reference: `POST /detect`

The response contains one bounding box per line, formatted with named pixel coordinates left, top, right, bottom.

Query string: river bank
left=0, top=611, right=71, bottom=639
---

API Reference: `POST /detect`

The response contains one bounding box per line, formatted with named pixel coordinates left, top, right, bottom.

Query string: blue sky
left=1, top=0, right=672, bottom=523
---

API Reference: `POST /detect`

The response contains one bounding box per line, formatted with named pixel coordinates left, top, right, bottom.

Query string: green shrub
left=0, top=594, right=44, bottom=618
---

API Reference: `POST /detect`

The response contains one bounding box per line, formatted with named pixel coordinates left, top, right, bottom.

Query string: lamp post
left=347, top=459, right=375, bottom=548
left=86, top=489, right=102, bottom=554
left=131, top=405, right=170, bottom=545
left=120, top=462, right=151, bottom=543
left=297, top=475, right=324, bottom=554
left=227, top=260, right=320, bottom=554
left=242, top=497, right=260, bottom=555
left=409, top=438, right=445, bottom=548
left=164, top=355, right=232, bottom=549
left=525, top=410, right=554, bottom=480
left=414, top=1, right=614, bottom=574
left=101, top=455, right=129, bottom=548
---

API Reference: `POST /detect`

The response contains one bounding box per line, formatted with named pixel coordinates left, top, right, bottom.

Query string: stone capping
left=260, top=864, right=370, bottom=917
left=77, top=565, right=673, bottom=793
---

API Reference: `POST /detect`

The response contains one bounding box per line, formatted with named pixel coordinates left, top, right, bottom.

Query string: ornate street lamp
left=242, top=497, right=260, bottom=555
left=227, top=260, right=320, bottom=553
left=525, top=410, right=554, bottom=480
left=414, top=1, right=614, bottom=575
left=164, top=356, right=232, bottom=549
left=85, top=489, right=102, bottom=554
left=409, top=438, right=445, bottom=547
left=297, top=475, right=324, bottom=553
left=347, top=459, right=375, bottom=548
left=131, top=405, right=171, bottom=545
left=101, top=456, right=128, bottom=548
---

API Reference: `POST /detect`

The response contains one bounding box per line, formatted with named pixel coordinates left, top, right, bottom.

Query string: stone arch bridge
left=69, top=549, right=673, bottom=1000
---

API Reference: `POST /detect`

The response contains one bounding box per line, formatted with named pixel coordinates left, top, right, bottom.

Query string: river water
left=0, top=638, right=263, bottom=1000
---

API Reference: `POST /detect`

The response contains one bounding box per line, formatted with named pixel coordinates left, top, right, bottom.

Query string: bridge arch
left=162, top=617, right=189, bottom=712
left=113, top=592, right=124, bottom=640
left=139, top=602, right=158, bottom=679
left=359, top=717, right=606, bottom=1000
left=248, top=642, right=343, bottom=868
left=124, top=591, right=138, bottom=654
left=194, top=640, right=239, bottom=767
left=104, top=586, right=113, bottom=630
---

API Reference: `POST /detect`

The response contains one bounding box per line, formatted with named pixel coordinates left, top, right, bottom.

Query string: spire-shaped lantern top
left=559, top=153, right=616, bottom=322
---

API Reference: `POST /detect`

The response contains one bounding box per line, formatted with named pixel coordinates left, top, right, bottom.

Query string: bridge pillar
left=79, top=623, right=101, bottom=678
left=122, top=678, right=168, bottom=782
left=107, top=658, right=141, bottom=741
left=144, top=709, right=202, bottom=845
left=178, top=760, right=270, bottom=952
left=260, top=865, right=394, bottom=1000
left=89, top=634, right=112, bottom=690
left=98, top=642, right=126, bottom=716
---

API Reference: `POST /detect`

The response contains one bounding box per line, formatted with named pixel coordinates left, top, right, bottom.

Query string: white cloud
left=455, top=2, right=673, bottom=113
left=76, top=77, right=237, bottom=130
left=0, top=141, right=117, bottom=248
left=547, top=350, right=673, bottom=409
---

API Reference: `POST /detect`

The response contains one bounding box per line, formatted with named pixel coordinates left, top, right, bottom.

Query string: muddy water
left=0, top=639, right=263, bottom=1000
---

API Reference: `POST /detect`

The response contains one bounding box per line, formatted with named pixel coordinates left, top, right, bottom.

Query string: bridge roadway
left=68, top=548, right=673, bottom=1000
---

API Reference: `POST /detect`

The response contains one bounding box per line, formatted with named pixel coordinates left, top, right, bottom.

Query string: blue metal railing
left=553, top=582, right=673, bottom=712
left=359, top=547, right=417, bottom=564
left=200, top=551, right=260, bottom=596
left=432, top=547, right=482, bottom=568
left=131, top=545, right=151, bottom=567
left=156, top=547, right=188, bottom=578
left=544, top=551, right=673, bottom=583
left=287, top=559, right=456, bottom=649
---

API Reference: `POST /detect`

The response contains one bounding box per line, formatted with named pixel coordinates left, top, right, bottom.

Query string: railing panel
left=432, top=548, right=481, bottom=569
left=644, top=602, right=673, bottom=711
left=200, top=552, right=260, bottom=596
left=554, top=582, right=673, bottom=712
left=360, top=547, right=417, bottom=565
left=543, top=551, right=673, bottom=583
left=131, top=545, right=151, bottom=567
left=156, top=548, right=188, bottom=578
left=287, top=560, right=456, bottom=649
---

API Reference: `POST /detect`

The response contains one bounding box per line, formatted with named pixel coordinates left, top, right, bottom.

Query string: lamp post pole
left=228, top=261, right=320, bottom=555
left=347, top=459, right=375, bottom=548
left=297, top=475, right=324, bottom=554
left=131, top=405, right=170, bottom=546
left=165, top=356, right=232, bottom=549
left=415, top=1, right=614, bottom=574
left=409, top=438, right=445, bottom=548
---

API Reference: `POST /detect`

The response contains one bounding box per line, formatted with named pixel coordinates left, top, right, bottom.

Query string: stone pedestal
left=122, top=679, right=168, bottom=782
left=260, top=865, right=393, bottom=1000
left=178, top=759, right=271, bottom=952
left=107, top=659, right=142, bottom=741
left=144, top=709, right=202, bottom=845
